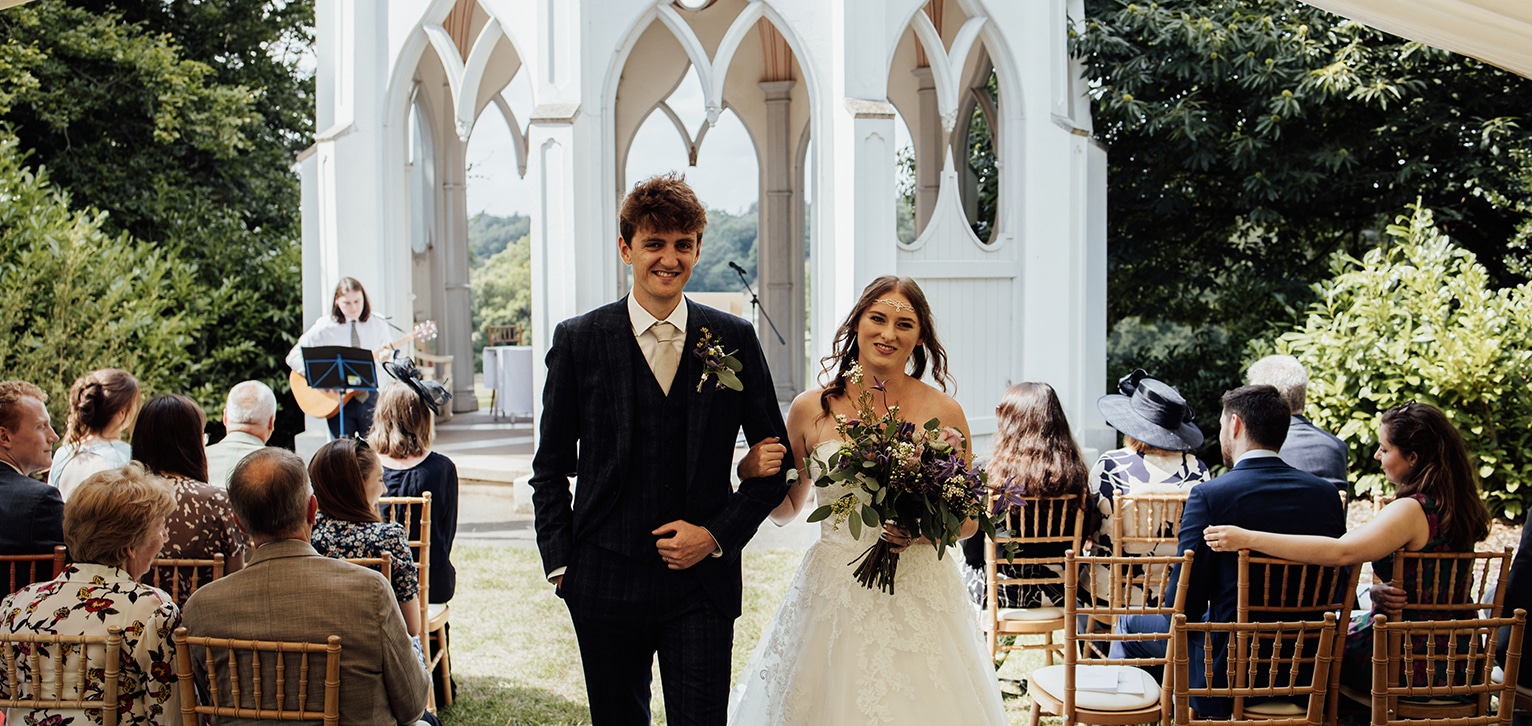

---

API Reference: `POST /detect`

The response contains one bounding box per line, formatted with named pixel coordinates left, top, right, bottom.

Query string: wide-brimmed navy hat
left=1096, top=369, right=1204, bottom=452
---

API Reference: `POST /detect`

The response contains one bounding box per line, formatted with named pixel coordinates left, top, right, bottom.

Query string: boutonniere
left=692, top=327, right=743, bottom=392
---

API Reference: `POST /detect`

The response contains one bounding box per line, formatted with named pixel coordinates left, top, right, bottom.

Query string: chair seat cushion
left=428, top=602, right=449, bottom=623
left=1031, top=664, right=1160, bottom=712
left=1244, top=699, right=1305, bottom=716
left=998, top=606, right=1065, bottom=621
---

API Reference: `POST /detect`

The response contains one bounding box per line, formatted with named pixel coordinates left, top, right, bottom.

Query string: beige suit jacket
left=182, top=539, right=429, bottom=725
left=204, top=431, right=266, bottom=489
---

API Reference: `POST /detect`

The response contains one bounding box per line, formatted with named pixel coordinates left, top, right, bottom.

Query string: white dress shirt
left=285, top=314, right=395, bottom=373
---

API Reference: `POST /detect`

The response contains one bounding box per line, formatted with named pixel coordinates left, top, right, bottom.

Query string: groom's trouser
left=563, top=545, right=732, bottom=726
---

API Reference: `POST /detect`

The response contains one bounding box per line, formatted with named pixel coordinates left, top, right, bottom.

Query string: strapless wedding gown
left=729, top=441, right=1007, bottom=725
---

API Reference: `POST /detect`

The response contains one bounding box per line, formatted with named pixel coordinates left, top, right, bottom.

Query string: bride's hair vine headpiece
left=873, top=297, right=915, bottom=313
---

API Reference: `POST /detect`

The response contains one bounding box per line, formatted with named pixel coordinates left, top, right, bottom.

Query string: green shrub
left=1261, top=206, right=1532, bottom=516
left=0, top=135, right=203, bottom=421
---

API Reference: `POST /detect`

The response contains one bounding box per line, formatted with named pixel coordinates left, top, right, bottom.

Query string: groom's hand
left=653, top=520, right=719, bottom=570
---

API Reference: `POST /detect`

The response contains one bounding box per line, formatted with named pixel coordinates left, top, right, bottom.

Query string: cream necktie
left=649, top=321, right=681, bottom=395
left=349, top=320, right=361, bottom=348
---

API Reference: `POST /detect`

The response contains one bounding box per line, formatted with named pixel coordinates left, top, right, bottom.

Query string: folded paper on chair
left=1077, top=666, right=1146, bottom=695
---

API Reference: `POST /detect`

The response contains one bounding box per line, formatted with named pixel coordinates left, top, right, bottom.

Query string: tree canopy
left=1074, top=0, right=1532, bottom=452
left=0, top=0, right=311, bottom=440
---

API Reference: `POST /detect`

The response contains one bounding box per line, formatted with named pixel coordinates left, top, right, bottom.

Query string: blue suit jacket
left=1167, top=455, right=1347, bottom=716
left=0, top=466, right=64, bottom=555
left=1278, top=415, right=1349, bottom=490
left=529, top=298, right=791, bottom=619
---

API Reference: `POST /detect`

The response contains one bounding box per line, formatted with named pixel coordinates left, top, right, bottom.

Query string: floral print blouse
left=160, top=474, right=248, bottom=563
left=1089, top=446, right=1212, bottom=554
left=0, top=563, right=181, bottom=725
left=310, top=512, right=420, bottom=604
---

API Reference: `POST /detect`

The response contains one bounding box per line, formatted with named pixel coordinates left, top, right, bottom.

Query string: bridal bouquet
left=806, top=364, right=995, bottom=594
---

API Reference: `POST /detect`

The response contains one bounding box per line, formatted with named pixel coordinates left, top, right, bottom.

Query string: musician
left=287, top=277, right=395, bottom=439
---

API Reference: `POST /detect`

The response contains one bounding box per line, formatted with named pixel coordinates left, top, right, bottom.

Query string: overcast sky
left=465, top=66, right=914, bottom=219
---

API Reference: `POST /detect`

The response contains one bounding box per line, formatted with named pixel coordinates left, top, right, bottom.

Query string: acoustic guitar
left=290, top=321, right=438, bottom=418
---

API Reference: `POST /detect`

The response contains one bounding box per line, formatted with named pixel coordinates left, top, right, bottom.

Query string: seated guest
left=1, top=464, right=180, bottom=724
left=309, top=438, right=423, bottom=638
left=1116, top=384, right=1347, bottom=718
left=1089, top=369, right=1211, bottom=555
left=49, top=368, right=138, bottom=499
left=1207, top=401, right=1490, bottom=690
left=1245, top=355, right=1349, bottom=491
left=960, top=382, right=1090, bottom=607
left=369, top=378, right=458, bottom=605
left=0, top=380, right=63, bottom=554
left=181, top=448, right=429, bottom=726
left=205, top=380, right=277, bottom=489
left=133, top=394, right=248, bottom=579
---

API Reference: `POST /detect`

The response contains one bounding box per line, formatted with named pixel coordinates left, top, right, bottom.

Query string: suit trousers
left=563, top=544, right=732, bottom=726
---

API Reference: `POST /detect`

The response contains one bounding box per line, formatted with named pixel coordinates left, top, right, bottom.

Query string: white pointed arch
left=456, top=17, right=505, bottom=140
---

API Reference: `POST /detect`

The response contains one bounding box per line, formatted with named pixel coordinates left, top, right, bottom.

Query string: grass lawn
left=437, top=544, right=1056, bottom=725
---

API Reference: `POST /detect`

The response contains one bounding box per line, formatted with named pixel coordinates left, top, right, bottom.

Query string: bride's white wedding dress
left=729, top=441, right=1008, bottom=725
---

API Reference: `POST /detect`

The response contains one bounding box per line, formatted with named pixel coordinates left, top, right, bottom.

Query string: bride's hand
left=737, top=437, right=786, bottom=480
left=881, top=523, right=919, bottom=554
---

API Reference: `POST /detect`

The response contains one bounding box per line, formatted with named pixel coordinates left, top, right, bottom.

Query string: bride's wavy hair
left=818, top=275, right=951, bottom=417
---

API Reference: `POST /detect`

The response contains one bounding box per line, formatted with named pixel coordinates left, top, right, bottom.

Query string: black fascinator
left=383, top=357, right=453, bottom=416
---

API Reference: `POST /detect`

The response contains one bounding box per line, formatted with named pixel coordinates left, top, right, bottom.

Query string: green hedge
left=1260, top=206, right=1532, bottom=516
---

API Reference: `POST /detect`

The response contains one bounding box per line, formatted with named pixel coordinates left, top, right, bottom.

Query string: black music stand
left=301, top=345, right=378, bottom=438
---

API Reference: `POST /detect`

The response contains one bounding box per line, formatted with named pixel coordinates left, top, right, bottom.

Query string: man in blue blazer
left=0, top=380, right=63, bottom=556
left=1247, top=355, right=1349, bottom=491
left=531, top=174, right=791, bottom=726
left=1116, top=384, right=1346, bottom=718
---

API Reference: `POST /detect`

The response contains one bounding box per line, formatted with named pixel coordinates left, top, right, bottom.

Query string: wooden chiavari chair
left=1369, top=610, right=1525, bottom=724
left=984, top=492, right=1086, bottom=666
left=1, top=545, right=67, bottom=595
left=1236, top=551, right=1360, bottom=723
left=0, top=624, right=123, bottom=726
left=1173, top=613, right=1339, bottom=725
left=142, top=553, right=226, bottom=607
left=378, top=493, right=451, bottom=710
left=173, top=626, right=343, bottom=726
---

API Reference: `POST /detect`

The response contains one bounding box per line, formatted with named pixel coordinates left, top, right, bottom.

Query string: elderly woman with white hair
left=0, top=464, right=182, bottom=724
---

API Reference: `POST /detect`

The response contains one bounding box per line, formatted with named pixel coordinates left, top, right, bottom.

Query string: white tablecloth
left=483, top=345, right=534, bottom=419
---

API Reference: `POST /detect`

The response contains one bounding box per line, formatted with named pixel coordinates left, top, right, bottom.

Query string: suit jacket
left=530, top=297, right=791, bottom=618
left=1278, top=415, right=1349, bottom=490
left=181, top=539, right=428, bottom=726
left=1502, top=523, right=1532, bottom=686
left=204, top=431, right=265, bottom=489
left=1168, top=455, right=1347, bottom=716
left=0, top=465, right=64, bottom=554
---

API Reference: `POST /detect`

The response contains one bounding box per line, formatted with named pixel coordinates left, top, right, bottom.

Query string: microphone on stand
left=729, top=261, right=787, bottom=346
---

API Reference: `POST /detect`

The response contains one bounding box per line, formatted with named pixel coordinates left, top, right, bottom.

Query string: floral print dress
left=309, top=513, right=420, bottom=605
left=0, top=563, right=181, bottom=725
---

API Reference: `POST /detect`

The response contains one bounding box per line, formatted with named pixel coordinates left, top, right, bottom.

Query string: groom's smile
left=619, top=225, right=701, bottom=318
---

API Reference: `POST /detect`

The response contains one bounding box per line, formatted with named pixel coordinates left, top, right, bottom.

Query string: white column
left=758, top=80, right=800, bottom=400
left=912, top=66, right=940, bottom=233
left=436, top=125, right=477, bottom=411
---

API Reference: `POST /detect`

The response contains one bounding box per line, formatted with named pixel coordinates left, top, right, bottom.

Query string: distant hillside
left=469, top=212, right=530, bottom=266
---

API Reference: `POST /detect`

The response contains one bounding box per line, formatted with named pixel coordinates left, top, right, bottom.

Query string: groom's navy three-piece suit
left=531, top=297, right=791, bottom=725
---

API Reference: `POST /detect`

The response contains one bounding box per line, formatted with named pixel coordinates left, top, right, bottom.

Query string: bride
left=729, top=276, right=1007, bottom=725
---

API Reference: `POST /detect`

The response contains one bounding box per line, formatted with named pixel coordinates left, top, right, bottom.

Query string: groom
left=530, top=173, right=792, bottom=725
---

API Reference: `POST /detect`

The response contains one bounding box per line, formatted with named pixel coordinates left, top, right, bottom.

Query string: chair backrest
left=142, top=553, right=226, bottom=607
left=0, top=624, right=123, bottom=726
left=485, top=324, right=523, bottom=346
left=173, top=626, right=342, bottom=726
left=1237, top=550, right=1360, bottom=724
left=1237, top=551, right=1360, bottom=622
left=1, top=545, right=67, bottom=595
left=377, top=494, right=432, bottom=630
left=1369, top=609, right=1525, bottom=725
left=987, top=492, right=1086, bottom=609
left=1172, top=612, right=1339, bottom=726
left=1063, top=550, right=1195, bottom=721
left=1390, top=547, right=1513, bottom=619
left=342, top=551, right=393, bottom=583
left=1111, top=492, right=1190, bottom=557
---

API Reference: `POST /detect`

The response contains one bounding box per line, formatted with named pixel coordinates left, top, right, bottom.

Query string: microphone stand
left=734, top=264, right=787, bottom=346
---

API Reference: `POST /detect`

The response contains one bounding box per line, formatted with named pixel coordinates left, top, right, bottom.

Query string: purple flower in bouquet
left=803, top=364, right=998, bottom=594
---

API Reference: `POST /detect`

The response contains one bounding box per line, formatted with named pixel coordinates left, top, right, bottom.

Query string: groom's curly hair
left=619, top=172, right=707, bottom=245
left=817, top=275, right=951, bottom=417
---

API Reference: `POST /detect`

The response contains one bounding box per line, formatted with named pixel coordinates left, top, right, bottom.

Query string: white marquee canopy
left=1303, top=0, right=1532, bottom=79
